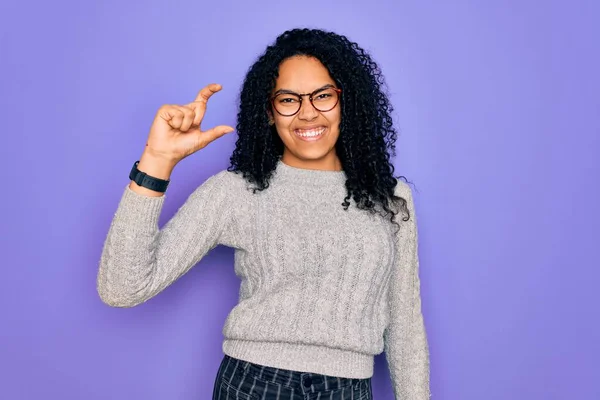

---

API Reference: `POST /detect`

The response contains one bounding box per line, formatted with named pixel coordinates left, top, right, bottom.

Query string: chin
left=287, top=147, right=337, bottom=162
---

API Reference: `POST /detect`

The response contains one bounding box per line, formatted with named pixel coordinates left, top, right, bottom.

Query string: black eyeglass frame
left=270, top=86, right=343, bottom=117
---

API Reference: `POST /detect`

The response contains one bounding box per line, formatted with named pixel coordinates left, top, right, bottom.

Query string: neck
left=273, top=158, right=347, bottom=187
left=281, top=153, right=343, bottom=172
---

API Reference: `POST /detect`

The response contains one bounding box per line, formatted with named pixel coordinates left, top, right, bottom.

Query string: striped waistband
left=222, top=354, right=370, bottom=393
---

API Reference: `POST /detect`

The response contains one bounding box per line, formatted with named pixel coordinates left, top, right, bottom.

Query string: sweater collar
left=273, top=159, right=347, bottom=187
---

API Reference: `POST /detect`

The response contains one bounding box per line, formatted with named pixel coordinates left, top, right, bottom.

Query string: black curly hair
left=228, top=28, right=411, bottom=229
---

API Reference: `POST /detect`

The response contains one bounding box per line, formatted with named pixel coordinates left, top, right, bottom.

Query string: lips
left=294, top=126, right=326, bottom=142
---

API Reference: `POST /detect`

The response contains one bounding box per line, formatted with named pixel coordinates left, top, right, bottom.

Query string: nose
left=297, top=98, right=318, bottom=121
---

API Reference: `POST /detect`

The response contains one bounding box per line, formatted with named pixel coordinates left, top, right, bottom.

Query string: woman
left=97, top=28, right=430, bottom=399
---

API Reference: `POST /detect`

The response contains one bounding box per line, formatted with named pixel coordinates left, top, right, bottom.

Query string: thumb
left=197, top=125, right=235, bottom=148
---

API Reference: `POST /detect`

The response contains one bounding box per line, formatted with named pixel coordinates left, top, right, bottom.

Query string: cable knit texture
left=97, top=160, right=430, bottom=399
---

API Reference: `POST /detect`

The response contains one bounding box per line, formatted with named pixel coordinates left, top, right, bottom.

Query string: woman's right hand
left=144, top=83, right=235, bottom=165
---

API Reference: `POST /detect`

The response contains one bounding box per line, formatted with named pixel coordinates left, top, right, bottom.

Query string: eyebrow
left=272, top=84, right=335, bottom=97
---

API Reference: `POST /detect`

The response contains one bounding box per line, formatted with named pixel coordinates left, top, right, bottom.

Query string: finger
left=198, top=125, right=235, bottom=147
left=179, top=106, right=196, bottom=132
left=194, top=83, right=222, bottom=103
left=187, top=83, right=222, bottom=125
left=183, top=103, right=202, bottom=127
left=192, top=103, right=203, bottom=126
left=160, top=106, right=185, bottom=130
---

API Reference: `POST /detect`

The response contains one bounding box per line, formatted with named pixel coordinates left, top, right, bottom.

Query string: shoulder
left=201, top=168, right=254, bottom=195
left=393, top=178, right=414, bottom=201
left=392, top=178, right=418, bottom=224
left=182, top=168, right=253, bottom=212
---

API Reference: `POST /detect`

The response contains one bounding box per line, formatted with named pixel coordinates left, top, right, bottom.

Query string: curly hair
left=228, top=28, right=411, bottom=229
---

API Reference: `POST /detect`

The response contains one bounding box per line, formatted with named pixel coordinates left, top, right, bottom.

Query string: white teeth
left=296, top=127, right=325, bottom=137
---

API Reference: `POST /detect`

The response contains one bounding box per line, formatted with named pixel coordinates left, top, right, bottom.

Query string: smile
left=294, top=127, right=326, bottom=141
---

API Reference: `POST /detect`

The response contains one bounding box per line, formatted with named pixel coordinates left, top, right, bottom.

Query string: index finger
left=187, top=83, right=223, bottom=126
left=193, top=83, right=222, bottom=104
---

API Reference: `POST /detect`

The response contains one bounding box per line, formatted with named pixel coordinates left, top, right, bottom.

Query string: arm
left=96, top=171, right=233, bottom=307
left=383, top=180, right=431, bottom=399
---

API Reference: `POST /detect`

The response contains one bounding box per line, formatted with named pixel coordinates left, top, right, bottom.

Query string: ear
left=267, top=109, right=275, bottom=126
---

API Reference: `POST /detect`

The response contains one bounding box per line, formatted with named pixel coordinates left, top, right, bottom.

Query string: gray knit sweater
left=97, top=160, right=430, bottom=399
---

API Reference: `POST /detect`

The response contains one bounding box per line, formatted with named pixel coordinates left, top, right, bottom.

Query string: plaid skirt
left=213, top=354, right=373, bottom=399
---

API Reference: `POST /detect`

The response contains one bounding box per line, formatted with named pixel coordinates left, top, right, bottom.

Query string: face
left=269, top=56, right=342, bottom=171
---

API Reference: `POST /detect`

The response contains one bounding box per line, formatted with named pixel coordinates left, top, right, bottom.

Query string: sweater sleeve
left=97, top=171, right=234, bottom=308
left=383, top=180, right=431, bottom=399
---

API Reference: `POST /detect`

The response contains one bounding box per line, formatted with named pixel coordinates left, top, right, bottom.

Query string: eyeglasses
left=270, top=85, right=342, bottom=117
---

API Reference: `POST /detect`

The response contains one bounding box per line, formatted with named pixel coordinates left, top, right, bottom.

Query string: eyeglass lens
left=273, top=87, right=339, bottom=116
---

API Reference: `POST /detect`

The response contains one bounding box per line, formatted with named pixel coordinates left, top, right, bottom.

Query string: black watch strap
left=129, top=161, right=170, bottom=193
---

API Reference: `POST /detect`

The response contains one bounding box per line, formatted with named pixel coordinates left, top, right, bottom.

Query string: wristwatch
left=129, top=160, right=170, bottom=193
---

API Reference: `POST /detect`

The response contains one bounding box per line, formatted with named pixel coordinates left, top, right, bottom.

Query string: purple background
left=1, top=1, right=598, bottom=399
